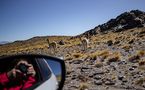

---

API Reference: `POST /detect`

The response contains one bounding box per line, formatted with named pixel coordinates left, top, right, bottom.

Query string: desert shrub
left=139, top=59, right=145, bottom=66
left=128, top=55, right=140, bottom=63
left=89, top=53, right=97, bottom=60
left=65, top=57, right=73, bottom=60
left=64, top=54, right=73, bottom=60
left=128, top=50, right=145, bottom=63
left=79, top=82, right=89, bottom=90
left=136, top=50, right=145, bottom=57
left=107, top=55, right=120, bottom=64
left=98, top=50, right=110, bottom=58
left=106, top=52, right=121, bottom=64
left=121, top=44, right=132, bottom=51
left=73, top=53, right=83, bottom=59
left=135, top=78, right=145, bottom=85
left=107, top=40, right=113, bottom=46
left=95, top=61, right=103, bottom=68
left=89, top=50, right=110, bottom=60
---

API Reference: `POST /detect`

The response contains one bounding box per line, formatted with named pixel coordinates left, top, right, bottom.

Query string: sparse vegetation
left=107, top=56, right=120, bottom=63
left=121, top=44, right=132, bottom=51
left=128, top=55, right=140, bottom=63
left=95, top=61, right=103, bottom=68
left=139, top=59, right=145, bottom=66
left=106, top=52, right=121, bottom=64
left=79, top=82, right=89, bottom=90
left=135, top=78, right=145, bottom=85
left=89, top=50, right=110, bottom=60
left=73, top=53, right=83, bottom=59
left=137, top=50, right=145, bottom=57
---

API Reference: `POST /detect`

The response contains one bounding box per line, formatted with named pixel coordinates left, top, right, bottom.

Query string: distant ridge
left=0, top=41, right=10, bottom=45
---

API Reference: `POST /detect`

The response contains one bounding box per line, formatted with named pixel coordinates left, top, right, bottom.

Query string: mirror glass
left=45, top=58, right=62, bottom=83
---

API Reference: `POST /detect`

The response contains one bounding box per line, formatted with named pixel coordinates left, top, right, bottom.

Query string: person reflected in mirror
left=0, top=58, right=36, bottom=90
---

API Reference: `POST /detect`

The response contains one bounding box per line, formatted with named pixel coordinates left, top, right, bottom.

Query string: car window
left=36, top=58, right=52, bottom=81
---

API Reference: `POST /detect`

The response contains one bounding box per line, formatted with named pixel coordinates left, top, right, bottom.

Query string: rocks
left=71, top=60, right=83, bottom=64
left=106, top=56, right=120, bottom=64
left=94, top=80, right=103, bottom=85
left=94, top=75, right=102, bottom=80
left=132, top=65, right=138, bottom=68
left=118, top=60, right=127, bottom=65
left=118, top=75, right=125, bottom=81
left=129, top=67, right=135, bottom=71
left=122, top=78, right=128, bottom=83
left=71, top=74, right=77, bottom=80
left=93, top=68, right=105, bottom=75
left=104, top=80, right=116, bottom=85
left=80, top=66, right=92, bottom=73
left=63, top=29, right=145, bottom=90
left=94, top=61, right=103, bottom=68
left=82, top=10, right=145, bottom=37
left=114, top=41, right=120, bottom=45
left=58, top=40, right=65, bottom=45
left=128, top=39, right=134, bottom=44
left=128, top=55, right=140, bottom=63
left=142, top=82, right=145, bottom=88
left=107, top=40, right=113, bottom=46
left=139, top=30, right=145, bottom=34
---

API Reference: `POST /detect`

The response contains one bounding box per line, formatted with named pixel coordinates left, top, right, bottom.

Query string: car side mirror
left=0, top=54, right=66, bottom=90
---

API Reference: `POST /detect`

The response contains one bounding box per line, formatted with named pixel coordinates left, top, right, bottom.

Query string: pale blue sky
left=0, top=0, right=145, bottom=41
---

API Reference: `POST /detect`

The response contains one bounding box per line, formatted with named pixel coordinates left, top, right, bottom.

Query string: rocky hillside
left=81, top=10, right=145, bottom=37
left=0, top=10, right=145, bottom=90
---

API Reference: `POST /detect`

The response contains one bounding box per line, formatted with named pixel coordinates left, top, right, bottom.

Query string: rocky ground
left=63, top=44, right=145, bottom=90
left=62, top=28, right=145, bottom=90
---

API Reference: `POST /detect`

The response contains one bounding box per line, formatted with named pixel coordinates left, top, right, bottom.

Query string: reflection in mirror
left=0, top=56, right=64, bottom=90
left=45, top=59, right=62, bottom=83
left=0, top=57, right=37, bottom=90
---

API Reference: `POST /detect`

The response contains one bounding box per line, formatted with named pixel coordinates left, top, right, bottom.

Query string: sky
left=0, top=0, right=145, bottom=42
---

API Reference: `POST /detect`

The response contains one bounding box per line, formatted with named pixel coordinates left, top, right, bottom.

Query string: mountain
left=0, top=41, right=10, bottom=45
left=81, top=10, right=145, bottom=37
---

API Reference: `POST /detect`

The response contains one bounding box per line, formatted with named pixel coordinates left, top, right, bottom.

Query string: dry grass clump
left=121, top=44, right=132, bottom=51
left=106, top=52, right=121, bottom=64
left=89, top=52, right=97, bottom=60
left=95, top=61, right=103, bottom=68
left=128, top=50, right=145, bottom=63
left=139, top=59, right=145, bottom=66
left=68, top=38, right=81, bottom=46
left=98, top=50, right=110, bottom=58
left=135, top=78, right=145, bottom=85
left=89, top=52, right=98, bottom=60
left=128, top=55, right=140, bottom=63
left=79, top=82, right=89, bottom=90
left=136, top=50, right=145, bottom=57
left=89, top=50, right=110, bottom=60
left=73, top=53, right=83, bottom=59
left=65, top=56, right=73, bottom=60
left=65, top=51, right=87, bottom=60
left=64, top=54, right=73, bottom=60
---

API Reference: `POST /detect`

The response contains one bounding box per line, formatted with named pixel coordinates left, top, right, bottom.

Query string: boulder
left=58, top=40, right=65, bottom=45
